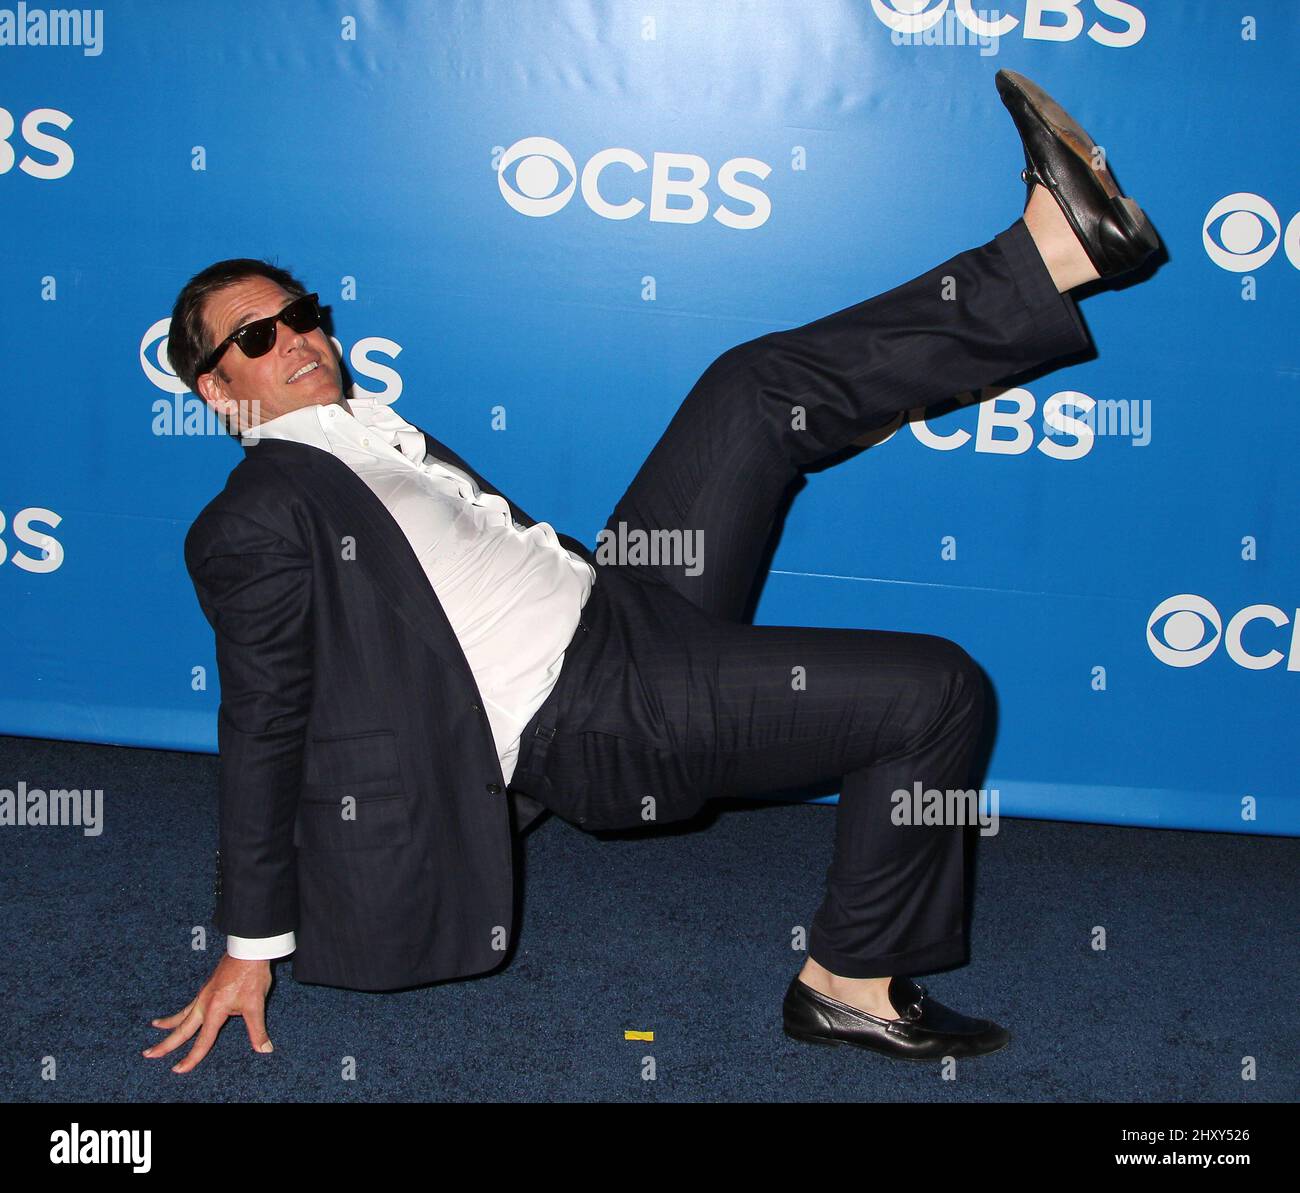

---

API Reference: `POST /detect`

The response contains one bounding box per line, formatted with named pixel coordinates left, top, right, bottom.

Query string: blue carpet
left=1, top=733, right=1295, bottom=1103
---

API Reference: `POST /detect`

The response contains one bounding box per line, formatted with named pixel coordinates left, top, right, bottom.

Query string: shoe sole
left=783, top=1023, right=1011, bottom=1061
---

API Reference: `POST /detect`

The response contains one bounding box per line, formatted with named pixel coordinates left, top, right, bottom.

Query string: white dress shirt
left=224, top=393, right=594, bottom=960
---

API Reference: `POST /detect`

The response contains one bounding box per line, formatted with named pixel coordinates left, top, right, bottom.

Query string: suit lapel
left=252, top=439, right=482, bottom=685
left=242, top=426, right=599, bottom=685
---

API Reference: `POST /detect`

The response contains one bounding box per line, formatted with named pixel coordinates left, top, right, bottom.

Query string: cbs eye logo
left=870, top=0, right=953, bottom=34
left=497, top=137, right=578, bottom=218
left=1203, top=193, right=1300, bottom=272
left=139, top=318, right=187, bottom=394
left=1146, top=594, right=1222, bottom=667
left=1147, top=594, right=1300, bottom=672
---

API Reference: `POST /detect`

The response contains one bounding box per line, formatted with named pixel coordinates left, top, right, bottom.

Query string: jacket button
left=470, top=703, right=481, bottom=712
left=486, top=783, right=503, bottom=795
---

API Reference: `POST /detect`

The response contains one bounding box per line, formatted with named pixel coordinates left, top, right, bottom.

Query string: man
left=143, top=71, right=1158, bottom=1073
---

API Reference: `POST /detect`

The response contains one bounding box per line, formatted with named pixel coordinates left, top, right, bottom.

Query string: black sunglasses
left=200, top=292, right=323, bottom=374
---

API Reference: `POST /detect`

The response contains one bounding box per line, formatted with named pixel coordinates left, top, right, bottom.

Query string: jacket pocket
left=303, top=729, right=401, bottom=788
left=296, top=730, right=411, bottom=850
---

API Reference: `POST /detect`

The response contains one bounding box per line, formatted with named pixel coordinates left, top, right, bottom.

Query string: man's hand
left=142, top=954, right=274, bottom=1073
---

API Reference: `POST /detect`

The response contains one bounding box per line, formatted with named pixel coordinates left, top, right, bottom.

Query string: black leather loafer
left=782, top=974, right=1010, bottom=1060
left=995, top=68, right=1159, bottom=279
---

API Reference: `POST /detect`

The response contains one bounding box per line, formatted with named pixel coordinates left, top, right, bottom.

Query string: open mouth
left=287, top=361, right=319, bottom=384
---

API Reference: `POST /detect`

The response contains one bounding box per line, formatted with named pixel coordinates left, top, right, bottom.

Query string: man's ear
left=196, top=370, right=239, bottom=434
left=196, top=369, right=220, bottom=406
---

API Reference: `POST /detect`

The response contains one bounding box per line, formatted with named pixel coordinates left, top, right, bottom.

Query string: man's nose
left=278, top=319, right=307, bottom=353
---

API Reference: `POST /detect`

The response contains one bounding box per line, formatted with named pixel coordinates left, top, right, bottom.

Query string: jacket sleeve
left=185, top=510, right=313, bottom=939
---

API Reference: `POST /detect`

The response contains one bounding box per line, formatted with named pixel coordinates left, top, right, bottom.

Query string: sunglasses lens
left=235, top=319, right=278, bottom=358
left=281, top=295, right=321, bottom=333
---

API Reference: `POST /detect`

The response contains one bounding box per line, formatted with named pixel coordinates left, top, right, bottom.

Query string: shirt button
left=486, top=783, right=503, bottom=795
left=362, top=438, right=369, bottom=447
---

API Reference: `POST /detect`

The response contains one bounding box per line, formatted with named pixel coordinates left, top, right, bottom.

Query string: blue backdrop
left=2, top=0, right=1296, bottom=835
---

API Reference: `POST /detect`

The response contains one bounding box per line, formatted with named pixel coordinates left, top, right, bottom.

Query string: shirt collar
left=346, top=394, right=428, bottom=463
left=240, top=392, right=426, bottom=463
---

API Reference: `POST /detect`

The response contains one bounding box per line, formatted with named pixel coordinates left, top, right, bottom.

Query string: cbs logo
left=0, top=106, right=74, bottom=180
left=139, top=319, right=406, bottom=402
left=857, top=387, right=1101, bottom=460
left=1203, top=194, right=1300, bottom=273
left=495, top=136, right=772, bottom=229
left=868, top=0, right=1145, bottom=47
left=0, top=508, right=63, bottom=573
left=1147, top=594, right=1300, bottom=672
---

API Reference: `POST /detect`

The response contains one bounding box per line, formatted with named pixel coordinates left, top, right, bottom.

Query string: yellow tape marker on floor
left=624, top=1030, right=654, bottom=1041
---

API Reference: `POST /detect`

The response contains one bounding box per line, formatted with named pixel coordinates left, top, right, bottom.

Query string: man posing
left=143, top=71, right=1158, bottom=1072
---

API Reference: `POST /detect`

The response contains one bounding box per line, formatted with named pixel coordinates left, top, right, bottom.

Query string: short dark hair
left=168, top=258, right=308, bottom=393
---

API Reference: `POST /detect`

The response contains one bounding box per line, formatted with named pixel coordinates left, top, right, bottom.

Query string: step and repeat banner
left=1, top=1, right=1296, bottom=834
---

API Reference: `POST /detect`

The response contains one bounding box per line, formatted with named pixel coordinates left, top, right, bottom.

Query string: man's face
left=195, top=276, right=344, bottom=432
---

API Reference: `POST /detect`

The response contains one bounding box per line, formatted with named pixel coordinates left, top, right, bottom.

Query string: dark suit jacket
left=184, top=425, right=598, bottom=991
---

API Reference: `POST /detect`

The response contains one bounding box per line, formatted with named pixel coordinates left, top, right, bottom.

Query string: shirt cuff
left=226, top=931, right=297, bottom=960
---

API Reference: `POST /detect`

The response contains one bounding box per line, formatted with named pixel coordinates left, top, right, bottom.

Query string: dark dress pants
left=510, top=218, right=1091, bottom=978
